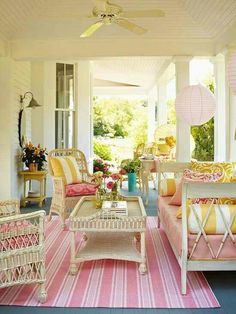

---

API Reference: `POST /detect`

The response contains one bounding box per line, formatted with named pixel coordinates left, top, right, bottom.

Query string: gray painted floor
left=1, top=183, right=236, bottom=314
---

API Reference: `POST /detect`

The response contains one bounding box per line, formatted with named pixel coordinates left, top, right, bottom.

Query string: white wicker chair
left=48, top=148, right=95, bottom=227
left=0, top=200, right=47, bottom=303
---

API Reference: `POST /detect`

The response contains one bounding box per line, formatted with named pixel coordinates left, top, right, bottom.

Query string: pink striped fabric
left=0, top=217, right=219, bottom=308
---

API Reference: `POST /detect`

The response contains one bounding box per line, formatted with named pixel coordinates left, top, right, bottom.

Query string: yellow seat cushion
left=191, top=161, right=234, bottom=182
left=50, top=156, right=82, bottom=185
left=177, top=204, right=236, bottom=234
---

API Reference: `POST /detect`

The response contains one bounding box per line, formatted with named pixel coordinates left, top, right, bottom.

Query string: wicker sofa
left=157, top=162, right=236, bottom=294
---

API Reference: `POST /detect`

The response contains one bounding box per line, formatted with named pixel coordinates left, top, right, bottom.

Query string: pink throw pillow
left=168, top=169, right=222, bottom=206
left=65, top=182, right=98, bottom=197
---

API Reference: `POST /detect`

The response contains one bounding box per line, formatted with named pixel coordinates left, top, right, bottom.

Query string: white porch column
left=225, top=51, right=236, bottom=161
left=212, top=54, right=227, bottom=161
left=175, top=58, right=191, bottom=162
left=147, top=86, right=157, bottom=141
left=75, top=61, right=93, bottom=163
left=157, top=81, right=167, bottom=126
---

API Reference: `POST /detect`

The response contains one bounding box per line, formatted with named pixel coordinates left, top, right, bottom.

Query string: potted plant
left=22, top=142, right=47, bottom=171
left=120, top=158, right=141, bottom=192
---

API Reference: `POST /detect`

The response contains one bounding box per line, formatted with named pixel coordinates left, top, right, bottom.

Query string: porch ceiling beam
left=10, top=38, right=215, bottom=60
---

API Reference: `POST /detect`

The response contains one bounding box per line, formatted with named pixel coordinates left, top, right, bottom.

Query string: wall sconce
left=20, top=91, right=41, bottom=109
left=18, top=92, right=41, bottom=148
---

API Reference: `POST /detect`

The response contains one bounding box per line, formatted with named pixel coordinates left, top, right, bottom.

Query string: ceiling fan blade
left=115, top=19, right=147, bottom=35
left=121, top=9, right=165, bottom=18
left=80, top=21, right=104, bottom=38
left=40, top=13, right=94, bottom=20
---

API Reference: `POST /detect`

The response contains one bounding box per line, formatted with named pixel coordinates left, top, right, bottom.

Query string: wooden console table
left=19, top=170, right=47, bottom=207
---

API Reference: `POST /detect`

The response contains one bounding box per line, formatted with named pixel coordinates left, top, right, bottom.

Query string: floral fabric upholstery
left=65, top=183, right=98, bottom=197
left=191, top=161, right=234, bottom=182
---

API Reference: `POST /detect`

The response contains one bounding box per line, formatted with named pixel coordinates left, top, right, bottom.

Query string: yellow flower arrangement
left=165, top=136, right=176, bottom=148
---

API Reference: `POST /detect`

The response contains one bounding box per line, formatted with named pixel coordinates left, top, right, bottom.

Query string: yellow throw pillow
left=188, top=204, right=236, bottom=234
left=159, top=178, right=179, bottom=196
left=191, top=161, right=234, bottom=182
left=50, top=156, right=82, bottom=185
left=177, top=204, right=236, bottom=234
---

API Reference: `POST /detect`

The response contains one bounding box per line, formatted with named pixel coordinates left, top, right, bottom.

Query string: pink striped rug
left=0, top=217, right=219, bottom=308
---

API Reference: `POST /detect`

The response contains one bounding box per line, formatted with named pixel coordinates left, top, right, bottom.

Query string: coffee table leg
left=139, top=231, right=147, bottom=274
left=70, top=231, right=78, bottom=275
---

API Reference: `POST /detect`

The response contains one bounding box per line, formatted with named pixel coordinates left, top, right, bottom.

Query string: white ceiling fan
left=80, top=0, right=165, bottom=38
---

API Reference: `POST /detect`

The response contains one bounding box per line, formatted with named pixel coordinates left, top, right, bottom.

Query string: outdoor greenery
left=191, top=78, right=215, bottom=161
left=120, top=158, right=141, bottom=173
left=191, top=117, right=214, bottom=161
left=93, top=140, right=112, bottom=161
left=93, top=97, right=148, bottom=162
left=93, top=97, right=134, bottom=138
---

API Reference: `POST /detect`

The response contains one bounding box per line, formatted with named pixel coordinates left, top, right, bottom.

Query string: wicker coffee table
left=69, top=195, right=147, bottom=274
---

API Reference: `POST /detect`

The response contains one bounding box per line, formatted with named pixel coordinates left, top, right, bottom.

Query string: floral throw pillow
left=191, top=161, right=234, bottom=182
left=169, top=169, right=222, bottom=206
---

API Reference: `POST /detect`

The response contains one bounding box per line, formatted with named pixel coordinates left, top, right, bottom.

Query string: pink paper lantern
left=227, top=52, right=236, bottom=95
left=175, top=84, right=216, bottom=126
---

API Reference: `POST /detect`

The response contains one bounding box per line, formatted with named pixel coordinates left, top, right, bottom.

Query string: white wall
left=31, top=61, right=56, bottom=196
left=0, top=58, right=31, bottom=199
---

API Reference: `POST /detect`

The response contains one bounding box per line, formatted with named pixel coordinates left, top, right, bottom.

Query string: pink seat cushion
left=65, top=182, right=98, bottom=197
left=157, top=196, right=236, bottom=259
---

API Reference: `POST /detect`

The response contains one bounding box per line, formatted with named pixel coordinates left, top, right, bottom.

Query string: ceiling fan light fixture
left=80, top=0, right=164, bottom=38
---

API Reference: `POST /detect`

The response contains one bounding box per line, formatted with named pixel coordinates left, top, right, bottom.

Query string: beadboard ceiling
left=0, top=0, right=235, bottom=41
left=0, top=0, right=235, bottom=90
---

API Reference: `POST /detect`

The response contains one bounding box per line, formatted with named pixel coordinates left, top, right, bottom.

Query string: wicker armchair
left=0, top=200, right=47, bottom=303
left=48, top=148, right=95, bottom=227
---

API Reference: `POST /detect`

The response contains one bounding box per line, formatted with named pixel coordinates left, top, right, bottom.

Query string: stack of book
left=102, top=201, right=128, bottom=216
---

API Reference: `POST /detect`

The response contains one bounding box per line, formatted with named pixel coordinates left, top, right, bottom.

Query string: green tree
left=191, top=77, right=215, bottom=161
left=93, top=97, right=134, bottom=138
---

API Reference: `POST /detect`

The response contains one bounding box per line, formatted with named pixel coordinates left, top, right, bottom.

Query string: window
left=55, top=63, right=75, bottom=148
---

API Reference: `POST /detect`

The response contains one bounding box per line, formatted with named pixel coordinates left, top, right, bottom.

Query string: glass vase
left=95, top=188, right=106, bottom=209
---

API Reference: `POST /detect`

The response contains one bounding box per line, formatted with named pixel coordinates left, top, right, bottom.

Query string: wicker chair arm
left=0, top=199, right=20, bottom=217
left=0, top=210, right=45, bottom=224
left=0, top=210, right=46, bottom=246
